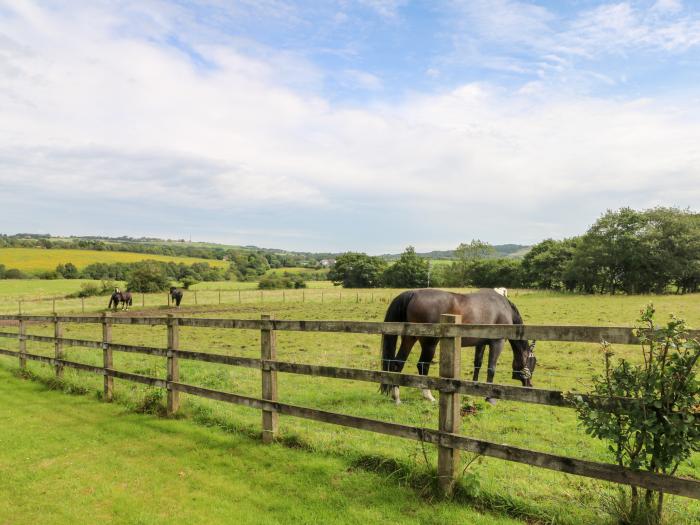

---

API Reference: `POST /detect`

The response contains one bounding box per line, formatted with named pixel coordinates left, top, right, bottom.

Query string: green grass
left=0, top=247, right=229, bottom=273
left=0, top=367, right=519, bottom=525
left=0, top=288, right=699, bottom=523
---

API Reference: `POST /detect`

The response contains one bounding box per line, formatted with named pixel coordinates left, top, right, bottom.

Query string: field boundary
left=1, top=313, right=698, bottom=499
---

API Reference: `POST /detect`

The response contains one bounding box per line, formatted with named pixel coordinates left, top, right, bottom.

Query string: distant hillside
left=383, top=244, right=531, bottom=261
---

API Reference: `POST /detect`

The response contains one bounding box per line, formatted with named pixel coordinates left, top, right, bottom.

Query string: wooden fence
left=0, top=313, right=698, bottom=499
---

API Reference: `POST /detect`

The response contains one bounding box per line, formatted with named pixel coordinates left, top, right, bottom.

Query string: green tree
left=382, top=246, right=429, bottom=288
left=328, top=253, right=387, bottom=288
left=521, top=238, right=578, bottom=290
left=126, top=262, right=171, bottom=292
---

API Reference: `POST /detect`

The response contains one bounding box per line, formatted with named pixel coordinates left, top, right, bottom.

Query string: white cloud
left=1, top=1, right=699, bottom=248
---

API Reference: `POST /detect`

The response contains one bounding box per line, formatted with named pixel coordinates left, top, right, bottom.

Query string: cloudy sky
left=1, top=1, right=699, bottom=253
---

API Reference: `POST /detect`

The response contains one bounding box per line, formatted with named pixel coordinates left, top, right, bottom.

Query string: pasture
left=0, top=367, right=514, bottom=525
left=0, top=289, right=699, bottom=524
left=0, top=247, right=229, bottom=273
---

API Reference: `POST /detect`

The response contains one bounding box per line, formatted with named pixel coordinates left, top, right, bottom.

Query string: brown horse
left=380, top=288, right=536, bottom=404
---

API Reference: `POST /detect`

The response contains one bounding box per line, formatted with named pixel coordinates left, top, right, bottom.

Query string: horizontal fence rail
left=1, top=313, right=698, bottom=500
left=3, top=314, right=698, bottom=343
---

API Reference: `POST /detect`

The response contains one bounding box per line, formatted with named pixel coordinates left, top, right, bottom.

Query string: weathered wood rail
left=0, top=313, right=698, bottom=500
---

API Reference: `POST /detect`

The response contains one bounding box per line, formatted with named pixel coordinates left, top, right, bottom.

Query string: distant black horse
left=170, top=287, right=184, bottom=307
left=108, top=288, right=133, bottom=311
left=381, top=288, right=536, bottom=404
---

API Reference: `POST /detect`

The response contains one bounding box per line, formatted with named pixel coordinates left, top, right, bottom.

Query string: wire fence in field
left=0, top=288, right=402, bottom=315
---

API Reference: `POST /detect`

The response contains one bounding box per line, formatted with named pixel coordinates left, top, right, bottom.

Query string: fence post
left=194, top=290, right=198, bottom=305
left=18, top=316, right=26, bottom=370
left=167, top=292, right=170, bottom=306
left=302, top=290, right=305, bottom=303
left=54, top=313, right=64, bottom=379
left=260, top=290, right=263, bottom=303
left=167, top=314, right=180, bottom=415
left=102, top=312, right=113, bottom=401
left=438, top=313, right=462, bottom=496
left=260, top=313, right=278, bottom=444
left=218, top=289, right=221, bottom=304
left=238, top=290, right=241, bottom=303
left=141, top=293, right=145, bottom=307
left=321, top=291, right=324, bottom=304
left=81, top=297, right=85, bottom=313
left=52, top=298, right=56, bottom=313
left=18, top=300, right=22, bottom=315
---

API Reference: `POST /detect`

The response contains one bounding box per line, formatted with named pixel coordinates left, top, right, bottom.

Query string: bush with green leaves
left=126, top=262, right=171, bottom=293
left=258, top=273, right=306, bottom=290
left=573, top=305, right=700, bottom=524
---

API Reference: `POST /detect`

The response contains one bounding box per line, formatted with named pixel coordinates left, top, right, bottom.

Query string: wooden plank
left=260, top=314, right=278, bottom=443
left=0, top=331, right=17, bottom=338
left=170, top=381, right=700, bottom=499
left=167, top=315, right=180, bottom=415
left=18, top=317, right=26, bottom=369
left=0, top=348, right=19, bottom=357
left=54, top=314, right=63, bottom=379
left=438, top=314, right=461, bottom=496
left=1, top=314, right=698, bottom=344
left=102, top=313, right=113, bottom=402
left=174, top=350, right=260, bottom=368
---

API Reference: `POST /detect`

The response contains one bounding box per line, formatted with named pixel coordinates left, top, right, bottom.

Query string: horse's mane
left=507, top=298, right=524, bottom=325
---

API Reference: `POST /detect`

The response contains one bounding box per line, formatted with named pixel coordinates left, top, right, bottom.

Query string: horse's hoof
left=421, top=389, right=436, bottom=402
left=485, top=397, right=498, bottom=406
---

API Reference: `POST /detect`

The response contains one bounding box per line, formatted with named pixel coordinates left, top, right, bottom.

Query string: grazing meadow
left=1, top=286, right=699, bottom=524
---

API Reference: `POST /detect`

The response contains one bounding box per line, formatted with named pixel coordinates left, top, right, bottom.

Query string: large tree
left=382, top=247, right=430, bottom=288
left=328, top=252, right=387, bottom=288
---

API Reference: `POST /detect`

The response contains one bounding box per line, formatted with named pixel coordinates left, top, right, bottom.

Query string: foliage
left=2, top=268, right=27, bottom=279
left=328, top=252, right=387, bottom=288
left=126, top=262, right=171, bottom=292
left=258, top=273, right=307, bottom=289
left=181, top=277, right=199, bottom=289
left=55, top=262, right=80, bottom=279
left=382, top=247, right=430, bottom=288
left=573, top=305, right=700, bottom=524
left=521, top=238, right=578, bottom=290
left=67, top=280, right=117, bottom=298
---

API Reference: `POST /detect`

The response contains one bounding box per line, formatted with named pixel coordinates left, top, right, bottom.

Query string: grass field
left=0, top=367, right=517, bottom=525
left=0, top=288, right=698, bottom=523
left=0, top=247, right=230, bottom=273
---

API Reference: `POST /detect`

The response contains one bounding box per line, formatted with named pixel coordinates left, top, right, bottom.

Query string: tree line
left=0, top=234, right=326, bottom=270
left=329, top=208, right=700, bottom=294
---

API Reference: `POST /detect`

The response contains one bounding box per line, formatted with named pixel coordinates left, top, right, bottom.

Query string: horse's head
left=512, top=340, right=536, bottom=387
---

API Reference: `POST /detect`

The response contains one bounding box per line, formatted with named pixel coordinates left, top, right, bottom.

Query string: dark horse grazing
left=381, top=288, right=536, bottom=404
left=170, top=287, right=184, bottom=307
left=108, top=288, right=133, bottom=311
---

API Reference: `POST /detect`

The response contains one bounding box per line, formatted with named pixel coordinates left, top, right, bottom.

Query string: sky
left=1, top=0, right=699, bottom=253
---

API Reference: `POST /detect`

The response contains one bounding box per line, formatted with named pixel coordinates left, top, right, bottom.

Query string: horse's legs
left=473, top=344, right=486, bottom=381
left=390, top=336, right=417, bottom=404
left=417, top=337, right=439, bottom=402
left=485, top=339, right=505, bottom=405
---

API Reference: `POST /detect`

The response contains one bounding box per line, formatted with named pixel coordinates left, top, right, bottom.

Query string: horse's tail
left=128, top=294, right=133, bottom=306
left=380, top=291, right=414, bottom=394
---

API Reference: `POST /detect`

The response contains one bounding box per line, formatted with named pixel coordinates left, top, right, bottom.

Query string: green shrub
left=573, top=305, right=700, bottom=524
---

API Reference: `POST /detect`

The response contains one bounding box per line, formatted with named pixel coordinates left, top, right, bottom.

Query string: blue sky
left=1, top=1, right=699, bottom=253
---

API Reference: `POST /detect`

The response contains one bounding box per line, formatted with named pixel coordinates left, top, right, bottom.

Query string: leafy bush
left=126, top=262, right=171, bottom=292
left=67, top=280, right=117, bottom=298
left=3, top=268, right=27, bottom=279
left=573, top=305, right=700, bottom=524
left=258, top=273, right=306, bottom=289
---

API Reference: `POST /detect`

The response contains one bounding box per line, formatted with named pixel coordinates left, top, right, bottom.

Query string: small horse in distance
left=108, top=288, right=133, bottom=311
left=170, top=287, right=184, bottom=308
left=380, top=288, right=536, bottom=404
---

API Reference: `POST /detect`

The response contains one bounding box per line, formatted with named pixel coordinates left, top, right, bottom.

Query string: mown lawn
left=0, top=366, right=518, bottom=525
